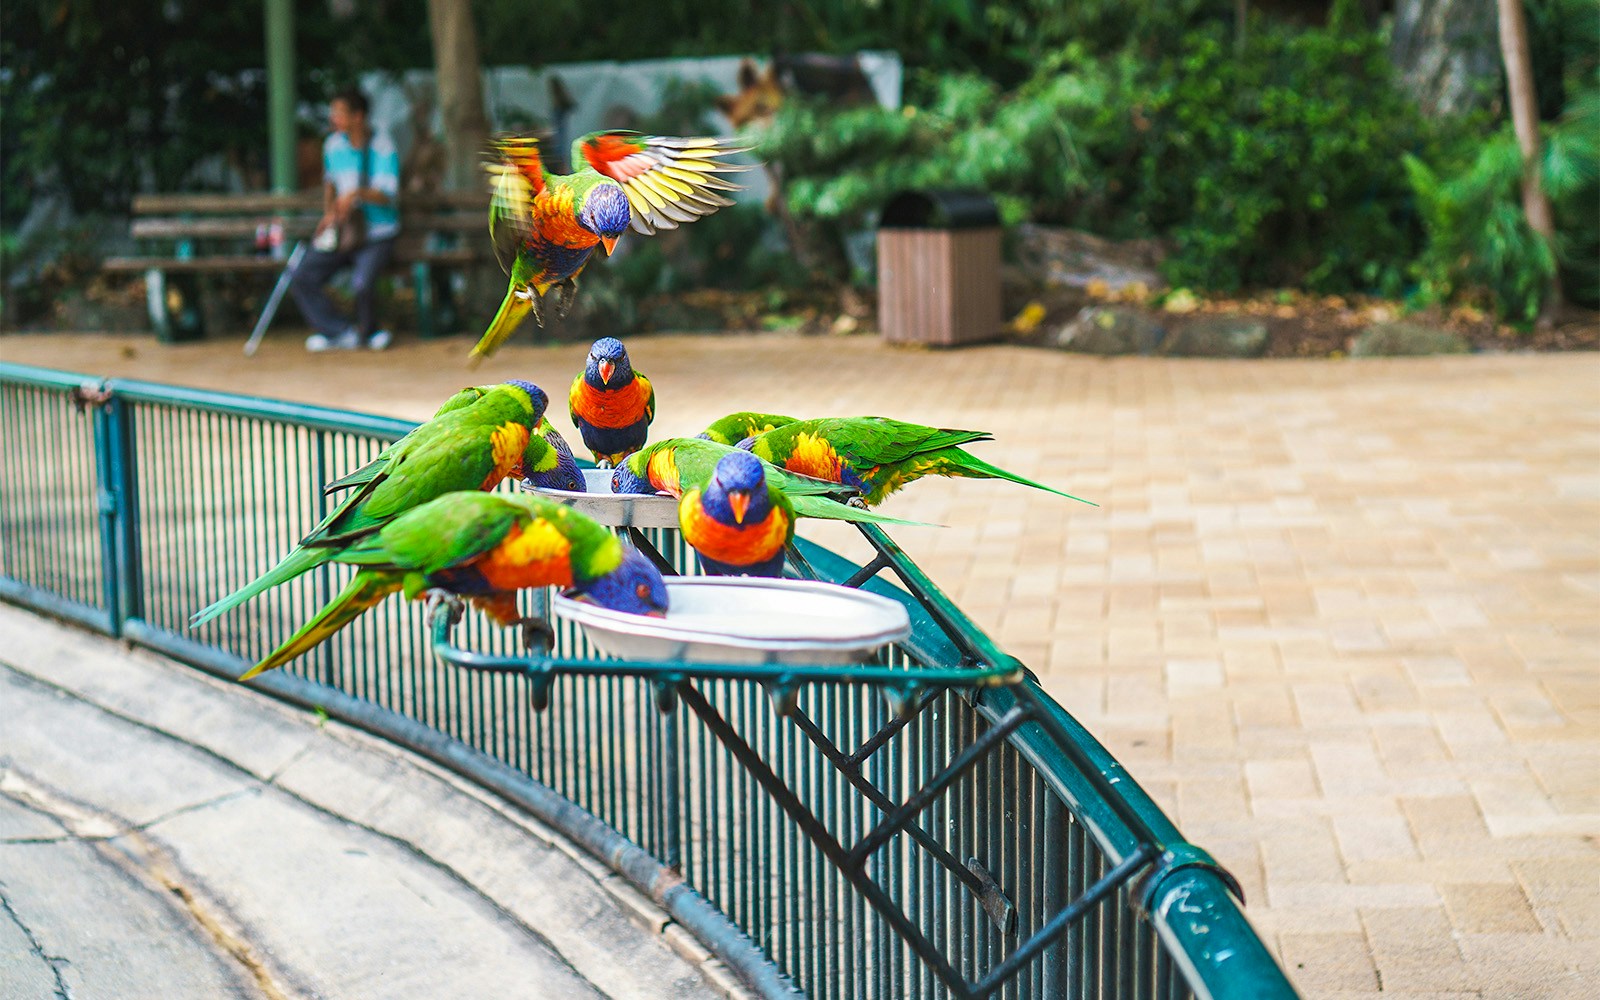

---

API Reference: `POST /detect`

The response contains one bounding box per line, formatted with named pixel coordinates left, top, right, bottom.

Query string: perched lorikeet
left=569, top=337, right=655, bottom=467
left=611, top=438, right=925, bottom=529
left=522, top=416, right=586, bottom=492
left=471, top=131, right=748, bottom=362
left=698, top=411, right=798, bottom=446
left=738, top=417, right=1094, bottom=507
left=239, top=492, right=668, bottom=680
left=192, top=381, right=558, bottom=627
left=679, top=451, right=794, bottom=577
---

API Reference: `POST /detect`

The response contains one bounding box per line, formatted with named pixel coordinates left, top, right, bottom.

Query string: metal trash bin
left=877, top=189, right=1002, bottom=347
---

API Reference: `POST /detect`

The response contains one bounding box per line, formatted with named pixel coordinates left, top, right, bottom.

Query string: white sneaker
left=367, top=329, right=393, bottom=351
left=306, top=327, right=362, bottom=352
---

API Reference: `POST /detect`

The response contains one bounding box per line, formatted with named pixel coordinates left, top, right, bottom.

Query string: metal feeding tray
left=553, top=576, right=913, bottom=666
left=523, top=468, right=679, bottom=529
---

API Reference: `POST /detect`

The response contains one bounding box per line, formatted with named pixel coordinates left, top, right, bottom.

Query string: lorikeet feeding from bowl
left=678, top=450, right=795, bottom=577
left=238, top=492, right=667, bottom=680
left=737, top=416, right=1093, bottom=507
left=191, top=381, right=556, bottom=627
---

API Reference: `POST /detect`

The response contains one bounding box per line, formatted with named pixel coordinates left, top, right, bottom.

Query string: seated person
left=291, top=86, right=401, bottom=351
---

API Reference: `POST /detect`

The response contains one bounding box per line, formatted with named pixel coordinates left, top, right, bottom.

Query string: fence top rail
left=109, top=377, right=417, bottom=439
left=0, top=361, right=103, bottom=392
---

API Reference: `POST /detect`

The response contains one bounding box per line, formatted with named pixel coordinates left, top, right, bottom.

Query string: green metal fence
left=0, top=361, right=1299, bottom=1000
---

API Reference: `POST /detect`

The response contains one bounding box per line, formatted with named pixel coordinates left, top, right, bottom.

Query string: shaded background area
left=2, top=0, right=1595, bottom=341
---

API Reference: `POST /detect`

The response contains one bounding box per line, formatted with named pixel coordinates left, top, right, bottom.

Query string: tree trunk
left=426, top=0, right=490, bottom=192
left=1496, top=0, right=1562, bottom=317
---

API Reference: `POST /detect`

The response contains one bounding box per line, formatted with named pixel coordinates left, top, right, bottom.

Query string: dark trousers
left=288, top=237, right=395, bottom=337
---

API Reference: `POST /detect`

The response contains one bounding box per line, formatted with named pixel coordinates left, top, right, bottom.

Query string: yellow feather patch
left=646, top=449, right=683, bottom=497
left=485, top=422, right=532, bottom=488
left=783, top=432, right=847, bottom=483
left=631, top=176, right=668, bottom=210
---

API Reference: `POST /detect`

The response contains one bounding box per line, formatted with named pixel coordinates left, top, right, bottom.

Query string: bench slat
left=128, top=213, right=487, bottom=241
left=130, top=191, right=489, bottom=215
left=103, top=245, right=489, bottom=273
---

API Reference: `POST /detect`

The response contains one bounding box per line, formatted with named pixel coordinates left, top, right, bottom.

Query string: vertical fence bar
left=105, top=395, right=143, bottom=630
left=91, top=398, right=123, bottom=632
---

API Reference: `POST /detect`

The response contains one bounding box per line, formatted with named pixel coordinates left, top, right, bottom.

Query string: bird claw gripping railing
left=430, top=521, right=1245, bottom=1000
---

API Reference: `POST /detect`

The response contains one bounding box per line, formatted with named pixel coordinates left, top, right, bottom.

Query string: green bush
left=764, top=17, right=1438, bottom=296
left=1406, top=89, right=1599, bottom=322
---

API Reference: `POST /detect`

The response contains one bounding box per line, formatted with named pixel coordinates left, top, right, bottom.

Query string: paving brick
left=1439, top=882, right=1543, bottom=934
left=1276, top=931, right=1379, bottom=992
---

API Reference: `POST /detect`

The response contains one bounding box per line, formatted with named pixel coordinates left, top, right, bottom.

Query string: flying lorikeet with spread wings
left=738, top=417, right=1094, bottom=507
left=191, top=381, right=557, bottom=627
left=611, top=438, right=926, bottom=529
left=570, top=337, right=655, bottom=467
left=698, top=411, right=799, bottom=446
left=470, top=131, right=748, bottom=362
left=239, top=492, right=667, bottom=680
left=678, top=450, right=794, bottom=577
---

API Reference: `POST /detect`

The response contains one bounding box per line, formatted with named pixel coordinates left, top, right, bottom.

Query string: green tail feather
left=239, top=571, right=400, bottom=680
left=469, top=287, right=534, bottom=366
left=789, top=495, right=936, bottom=527
left=190, top=545, right=334, bottom=628
left=928, top=448, right=1096, bottom=506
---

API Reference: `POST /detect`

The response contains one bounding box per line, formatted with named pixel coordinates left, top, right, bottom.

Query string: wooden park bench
left=102, top=191, right=493, bottom=342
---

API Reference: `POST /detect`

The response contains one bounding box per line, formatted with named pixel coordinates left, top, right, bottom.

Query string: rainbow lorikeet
left=239, top=492, right=667, bottom=679
left=569, top=337, right=655, bottom=467
left=738, top=417, right=1094, bottom=507
left=471, top=132, right=748, bottom=362
left=698, top=411, right=798, bottom=446
left=679, top=451, right=794, bottom=577
left=522, top=416, right=586, bottom=492
left=191, top=381, right=558, bottom=627
left=611, top=438, right=924, bottom=529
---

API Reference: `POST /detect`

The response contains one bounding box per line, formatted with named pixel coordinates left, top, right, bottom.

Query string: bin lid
left=879, top=189, right=999, bottom=229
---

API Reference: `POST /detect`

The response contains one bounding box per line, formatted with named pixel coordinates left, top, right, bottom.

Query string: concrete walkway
left=0, top=603, right=738, bottom=1000
left=2, top=331, right=1598, bottom=998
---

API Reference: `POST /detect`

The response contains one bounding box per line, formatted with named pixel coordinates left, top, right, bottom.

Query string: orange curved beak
left=597, top=359, right=616, bottom=384
left=601, top=235, right=619, bottom=256
left=727, top=489, right=751, bottom=525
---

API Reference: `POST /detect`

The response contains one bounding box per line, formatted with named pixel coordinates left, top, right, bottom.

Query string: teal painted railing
left=0, top=361, right=1299, bottom=1000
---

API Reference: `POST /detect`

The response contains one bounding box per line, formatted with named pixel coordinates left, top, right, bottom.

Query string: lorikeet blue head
left=572, top=546, right=669, bottom=616
left=585, top=337, right=633, bottom=388
left=501, top=379, right=549, bottom=418
left=704, top=451, right=770, bottom=526
left=610, top=465, right=655, bottom=495
left=578, top=185, right=631, bottom=255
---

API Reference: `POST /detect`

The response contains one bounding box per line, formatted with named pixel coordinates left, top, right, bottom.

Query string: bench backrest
left=126, top=191, right=494, bottom=263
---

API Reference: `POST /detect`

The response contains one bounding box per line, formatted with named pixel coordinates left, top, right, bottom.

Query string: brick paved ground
left=4, top=330, right=1597, bottom=998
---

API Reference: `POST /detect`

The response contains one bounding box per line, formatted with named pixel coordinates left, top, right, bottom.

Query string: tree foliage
left=764, top=19, right=1437, bottom=294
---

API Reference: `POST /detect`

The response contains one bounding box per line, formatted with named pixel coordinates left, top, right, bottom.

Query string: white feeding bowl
left=523, top=468, right=679, bottom=529
left=553, top=576, right=913, bottom=665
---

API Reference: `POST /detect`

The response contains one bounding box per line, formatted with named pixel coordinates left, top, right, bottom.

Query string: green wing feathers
left=339, top=492, right=523, bottom=573
left=788, top=495, right=934, bottom=527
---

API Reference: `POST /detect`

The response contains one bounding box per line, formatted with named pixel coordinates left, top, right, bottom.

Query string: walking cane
left=243, top=241, right=307, bottom=357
